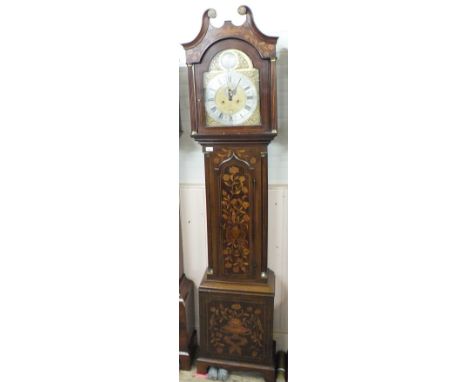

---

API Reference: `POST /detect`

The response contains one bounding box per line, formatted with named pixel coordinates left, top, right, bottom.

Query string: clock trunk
left=203, top=144, right=269, bottom=282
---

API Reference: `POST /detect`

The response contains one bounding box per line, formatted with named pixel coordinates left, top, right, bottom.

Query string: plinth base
left=197, top=355, right=275, bottom=382
left=197, top=269, right=276, bottom=381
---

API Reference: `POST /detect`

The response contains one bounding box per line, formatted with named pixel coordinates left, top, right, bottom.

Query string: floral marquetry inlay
left=207, top=302, right=264, bottom=359
left=221, top=165, right=252, bottom=275
left=213, top=148, right=257, bottom=166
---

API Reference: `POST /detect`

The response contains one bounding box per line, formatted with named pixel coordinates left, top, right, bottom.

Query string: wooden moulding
left=199, top=268, right=275, bottom=296
left=197, top=356, right=276, bottom=382
left=182, top=6, right=278, bottom=65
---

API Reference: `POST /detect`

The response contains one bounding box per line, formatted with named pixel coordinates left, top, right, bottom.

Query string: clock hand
left=233, top=78, right=241, bottom=95
left=226, top=73, right=233, bottom=90
left=225, top=73, right=234, bottom=101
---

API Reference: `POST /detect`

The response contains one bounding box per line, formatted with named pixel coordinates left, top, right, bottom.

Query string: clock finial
left=237, top=5, right=247, bottom=15
left=207, top=8, right=217, bottom=19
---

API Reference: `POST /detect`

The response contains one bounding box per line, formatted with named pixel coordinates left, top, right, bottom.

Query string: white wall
left=178, top=2, right=288, bottom=350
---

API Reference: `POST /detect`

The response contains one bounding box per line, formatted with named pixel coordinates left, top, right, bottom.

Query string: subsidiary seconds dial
left=204, top=72, right=258, bottom=126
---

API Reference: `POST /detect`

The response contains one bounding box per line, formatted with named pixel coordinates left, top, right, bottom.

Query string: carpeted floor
left=179, top=366, right=266, bottom=382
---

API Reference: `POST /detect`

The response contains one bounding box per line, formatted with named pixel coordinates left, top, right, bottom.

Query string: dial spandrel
left=203, top=49, right=261, bottom=127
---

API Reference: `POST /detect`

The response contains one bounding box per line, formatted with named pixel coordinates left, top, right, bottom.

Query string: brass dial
left=203, top=49, right=261, bottom=127
left=205, top=72, right=257, bottom=125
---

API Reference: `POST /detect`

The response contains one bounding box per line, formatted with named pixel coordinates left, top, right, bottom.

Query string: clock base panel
left=197, top=270, right=275, bottom=379
left=196, top=353, right=276, bottom=382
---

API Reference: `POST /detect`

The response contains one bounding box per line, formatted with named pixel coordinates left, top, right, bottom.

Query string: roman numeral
left=247, top=96, right=253, bottom=100
left=207, top=98, right=214, bottom=102
left=211, top=106, right=217, bottom=112
left=245, top=105, right=251, bottom=111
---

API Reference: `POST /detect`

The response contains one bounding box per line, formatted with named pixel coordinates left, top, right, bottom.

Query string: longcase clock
left=182, top=6, right=278, bottom=382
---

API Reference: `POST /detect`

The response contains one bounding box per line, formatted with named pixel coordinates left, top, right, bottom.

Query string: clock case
left=182, top=7, right=278, bottom=382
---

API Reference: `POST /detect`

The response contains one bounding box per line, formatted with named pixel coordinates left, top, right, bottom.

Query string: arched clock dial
left=204, top=71, right=258, bottom=126
left=203, top=48, right=261, bottom=127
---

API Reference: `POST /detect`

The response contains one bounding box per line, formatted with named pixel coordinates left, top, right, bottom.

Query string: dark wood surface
left=182, top=6, right=277, bottom=63
left=179, top=274, right=197, bottom=370
left=199, top=268, right=275, bottom=296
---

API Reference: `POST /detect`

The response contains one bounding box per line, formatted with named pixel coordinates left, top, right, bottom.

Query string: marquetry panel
left=220, top=163, right=252, bottom=275
left=204, top=146, right=267, bottom=281
left=199, top=291, right=274, bottom=364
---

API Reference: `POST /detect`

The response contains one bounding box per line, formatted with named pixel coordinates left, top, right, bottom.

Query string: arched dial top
left=204, top=49, right=260, bottom=127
